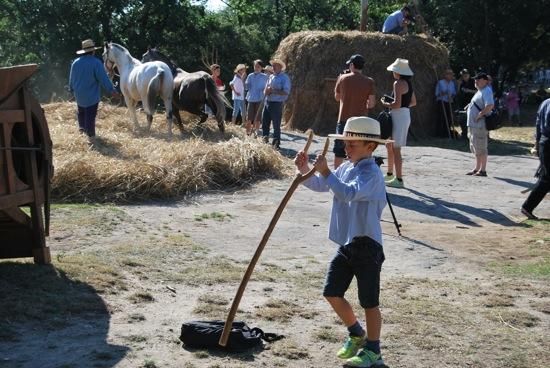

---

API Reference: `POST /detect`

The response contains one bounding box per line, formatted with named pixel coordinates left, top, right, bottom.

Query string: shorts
left=333, top=122, right=346, bottom=158
left=323, top=236, right=385, bottom=309
left=390, top=107, right=410, bottom=148
left=468, top=125, right=488, bottom=155
left=247, top=101, right=262, bottom=122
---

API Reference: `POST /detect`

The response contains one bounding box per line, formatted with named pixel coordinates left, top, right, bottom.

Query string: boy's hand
left=294, top=151, right=309, bottom=174
left=313, top=155, right=331, bottom=177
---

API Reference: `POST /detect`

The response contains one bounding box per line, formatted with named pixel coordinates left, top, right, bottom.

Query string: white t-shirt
left=230, top=75, right=244, bottom=100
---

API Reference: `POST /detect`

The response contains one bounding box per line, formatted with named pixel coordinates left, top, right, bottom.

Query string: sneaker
left=272, top=138, right=281, bottom=150
left=345, top=347, right=384, bottom=367
left=336, top=335, right=366, bottom=360
left=385, top=177, right=404, bottom=188
left=384, top=174, right=395, bottom=182
left=262, top=136, right=269, bottom=144
left=521, top=207, right=538, bottom=220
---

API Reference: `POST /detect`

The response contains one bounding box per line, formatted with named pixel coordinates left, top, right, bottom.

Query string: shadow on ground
left=0, top=262, right=128, bottom=368
left=388, top=188, right=521, bottom=227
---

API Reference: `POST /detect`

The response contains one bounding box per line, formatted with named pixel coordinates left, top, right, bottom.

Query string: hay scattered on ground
left=45, top=102, right=288, bottom=202
left=274, top=31, right=449, bottom=136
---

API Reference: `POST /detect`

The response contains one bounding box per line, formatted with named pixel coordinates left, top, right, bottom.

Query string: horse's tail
left=146, top=69, right=164, bottom=115
left=203, top=74, right=230, bottom=125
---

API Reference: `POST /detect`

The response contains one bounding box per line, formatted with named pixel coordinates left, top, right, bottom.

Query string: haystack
left=45, top=102, right=288, bottom=202
left=275, top=31, right=450, bottom=137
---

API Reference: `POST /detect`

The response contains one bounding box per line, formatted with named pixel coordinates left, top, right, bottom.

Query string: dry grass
left=44, top=102, right=288, bottom=202
left=274, top=31, right=449, bottom=136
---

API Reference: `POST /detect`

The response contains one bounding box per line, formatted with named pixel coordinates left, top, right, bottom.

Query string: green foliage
left=0, top=0, right=548, bottom=100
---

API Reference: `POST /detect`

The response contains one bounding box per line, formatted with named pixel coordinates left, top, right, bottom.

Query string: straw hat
left=386, top=58, right=414, bottom=76
left=264, top=65, right=274, bottom=73
left=76, top=39, right=102, bottom=55
left=270, top=58, right=286, bottom=71
left=234, top=64, right=247, bottom=73
left=328, top=116, right=388, bottom=144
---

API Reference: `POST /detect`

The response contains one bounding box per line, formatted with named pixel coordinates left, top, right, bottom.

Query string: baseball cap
left=473, top=72, right=489, bottom=80
left=346, top=54, right=365, bottom=68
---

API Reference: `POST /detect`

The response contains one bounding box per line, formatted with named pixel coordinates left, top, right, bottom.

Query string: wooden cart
left=0, top=64, right=53, bottom=264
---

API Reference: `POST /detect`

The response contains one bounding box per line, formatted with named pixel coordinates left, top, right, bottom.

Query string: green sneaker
left=336, top=335, right=366, bottom=359
left=385, top=177, right=404, bottom=188
left=345, top=347, right=384, bottom=367
left=384, top=174, right=395, bottom=182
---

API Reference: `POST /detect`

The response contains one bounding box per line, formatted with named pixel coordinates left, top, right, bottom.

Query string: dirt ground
left=1, top=129, right=549, bottom=368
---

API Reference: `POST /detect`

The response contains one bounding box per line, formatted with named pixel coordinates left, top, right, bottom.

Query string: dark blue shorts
left=323, top=236, right=385, bottom=309
left=333, top=122, right=346, bottom=158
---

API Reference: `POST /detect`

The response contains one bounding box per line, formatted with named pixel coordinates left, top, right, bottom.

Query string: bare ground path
left=1, top=131, right=549, bottom=368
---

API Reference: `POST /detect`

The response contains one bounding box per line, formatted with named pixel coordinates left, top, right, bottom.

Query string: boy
left=294, top=116, right=388, bottom=367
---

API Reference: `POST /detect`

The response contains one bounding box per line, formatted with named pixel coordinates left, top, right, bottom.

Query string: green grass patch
left=194, top=211, right=234, bottom=222
left=494, top=257, right=550, bottom=278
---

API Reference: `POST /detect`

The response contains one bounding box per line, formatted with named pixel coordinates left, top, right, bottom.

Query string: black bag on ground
left=377, top=109, right=393, bottom=139
left=180, top=320, right=284, bottom=352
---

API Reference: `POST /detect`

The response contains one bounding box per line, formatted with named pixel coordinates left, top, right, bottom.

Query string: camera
left=382, top=94, right=395, bottom=104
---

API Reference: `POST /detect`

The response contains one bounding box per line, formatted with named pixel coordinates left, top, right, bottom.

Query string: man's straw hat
left=328, top=116, right=389, bottom=144
left=269, top=58, right=286, bottom=71
left=76, top=39, right=102, bottom=55
left=386, top=58, right=414, bottom=76
left=234, top=64, right=247, bottom=73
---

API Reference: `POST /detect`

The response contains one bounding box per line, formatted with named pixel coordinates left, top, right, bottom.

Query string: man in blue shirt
left=261, top=58, right=291, bottom=149
left=245, top=59, right=268, bottom=136
left=521, top=98, right=550, bottom=219
left=435, top=69, right=457, bottom=137
left=295, top=116, right=388, bottom=368
left=69, top=39, right=117, bottom=138
left=382, top=6, right=412, bottom=35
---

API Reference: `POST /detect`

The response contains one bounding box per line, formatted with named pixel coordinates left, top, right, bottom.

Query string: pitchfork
left=219, top=130, right=330, bottom=347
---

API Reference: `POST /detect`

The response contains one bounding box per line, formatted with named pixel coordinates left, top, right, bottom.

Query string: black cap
left=346, top=54, right=365, bottom=68
left=473, top=72, right=489, bottom=80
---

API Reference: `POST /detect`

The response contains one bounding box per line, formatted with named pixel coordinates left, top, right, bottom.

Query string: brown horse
left=141, top=48, right=229, bottom=133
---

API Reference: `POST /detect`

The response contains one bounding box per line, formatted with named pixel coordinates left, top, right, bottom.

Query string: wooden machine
left=0, top=64, right=53, bottom=264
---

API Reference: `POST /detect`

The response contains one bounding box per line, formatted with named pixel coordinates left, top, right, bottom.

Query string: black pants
left=522, top=137, right=549, bottom=213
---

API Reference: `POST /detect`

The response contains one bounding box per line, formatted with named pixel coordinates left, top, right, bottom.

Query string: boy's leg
left=345, top=237, right=385, bottom=367
left=324, top=245, right=366, bottom=359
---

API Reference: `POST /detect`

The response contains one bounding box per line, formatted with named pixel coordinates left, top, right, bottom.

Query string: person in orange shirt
left=333, top=54, right=376, bottom=169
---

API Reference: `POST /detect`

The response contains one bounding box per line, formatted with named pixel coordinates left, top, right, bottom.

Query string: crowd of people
left=207, top=58, right=290, bottom=150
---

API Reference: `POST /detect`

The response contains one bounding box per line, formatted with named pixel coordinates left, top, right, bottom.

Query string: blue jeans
left=232, top=99, right=245, bottom=118
left=77, top=103, right=99, bottom=137
left=261, top=101, right=283, bottom=141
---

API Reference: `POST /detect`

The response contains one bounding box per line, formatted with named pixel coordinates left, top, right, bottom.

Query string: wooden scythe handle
left=219, top=131, right=329, bottom=347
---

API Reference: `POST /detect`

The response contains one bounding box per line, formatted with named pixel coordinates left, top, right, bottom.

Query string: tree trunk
left=360, top=0, right=368, bottom=31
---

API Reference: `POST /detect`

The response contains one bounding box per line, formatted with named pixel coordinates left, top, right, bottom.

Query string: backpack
left=377, top=109, right=393, bottom=139
left=472, top=100, right=501, bottom=131
left=179, top=320, right=284, bottom=352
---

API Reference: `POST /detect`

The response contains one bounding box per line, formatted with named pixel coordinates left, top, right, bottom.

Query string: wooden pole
left=219, top=132, right=330, bottom=347
left=360, top=0, right=369, bottom=31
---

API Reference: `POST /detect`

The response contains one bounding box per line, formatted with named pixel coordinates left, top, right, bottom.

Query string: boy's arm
left=325, top=171, right=385, bottom=202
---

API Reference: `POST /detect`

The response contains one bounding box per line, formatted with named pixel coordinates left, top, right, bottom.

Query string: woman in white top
left=380, top=58, right=417, bottom=189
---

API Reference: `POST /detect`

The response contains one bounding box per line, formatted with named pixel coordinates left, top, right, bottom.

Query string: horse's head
left=102, top=42, right=116, bottom=78
left=141, top=47, right=157, bottom=63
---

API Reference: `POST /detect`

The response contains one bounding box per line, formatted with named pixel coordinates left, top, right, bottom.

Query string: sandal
left=473, top=170, right=487, bottom=177
left=466, top=170, right=478, bottom=175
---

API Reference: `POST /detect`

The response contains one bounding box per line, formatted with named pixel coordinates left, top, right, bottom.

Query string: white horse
left=103, top=42, right=175, bottom=136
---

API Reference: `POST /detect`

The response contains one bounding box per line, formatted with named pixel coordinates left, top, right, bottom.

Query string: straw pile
left=45, top=102, right=288, bottom=202
left=274, top=31, right=450, bottom=137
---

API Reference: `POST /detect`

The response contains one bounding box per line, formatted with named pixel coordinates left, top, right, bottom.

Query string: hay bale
left=45, top=102, right=289, bottom=202
left=274, top=31, right=450, bottom=137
